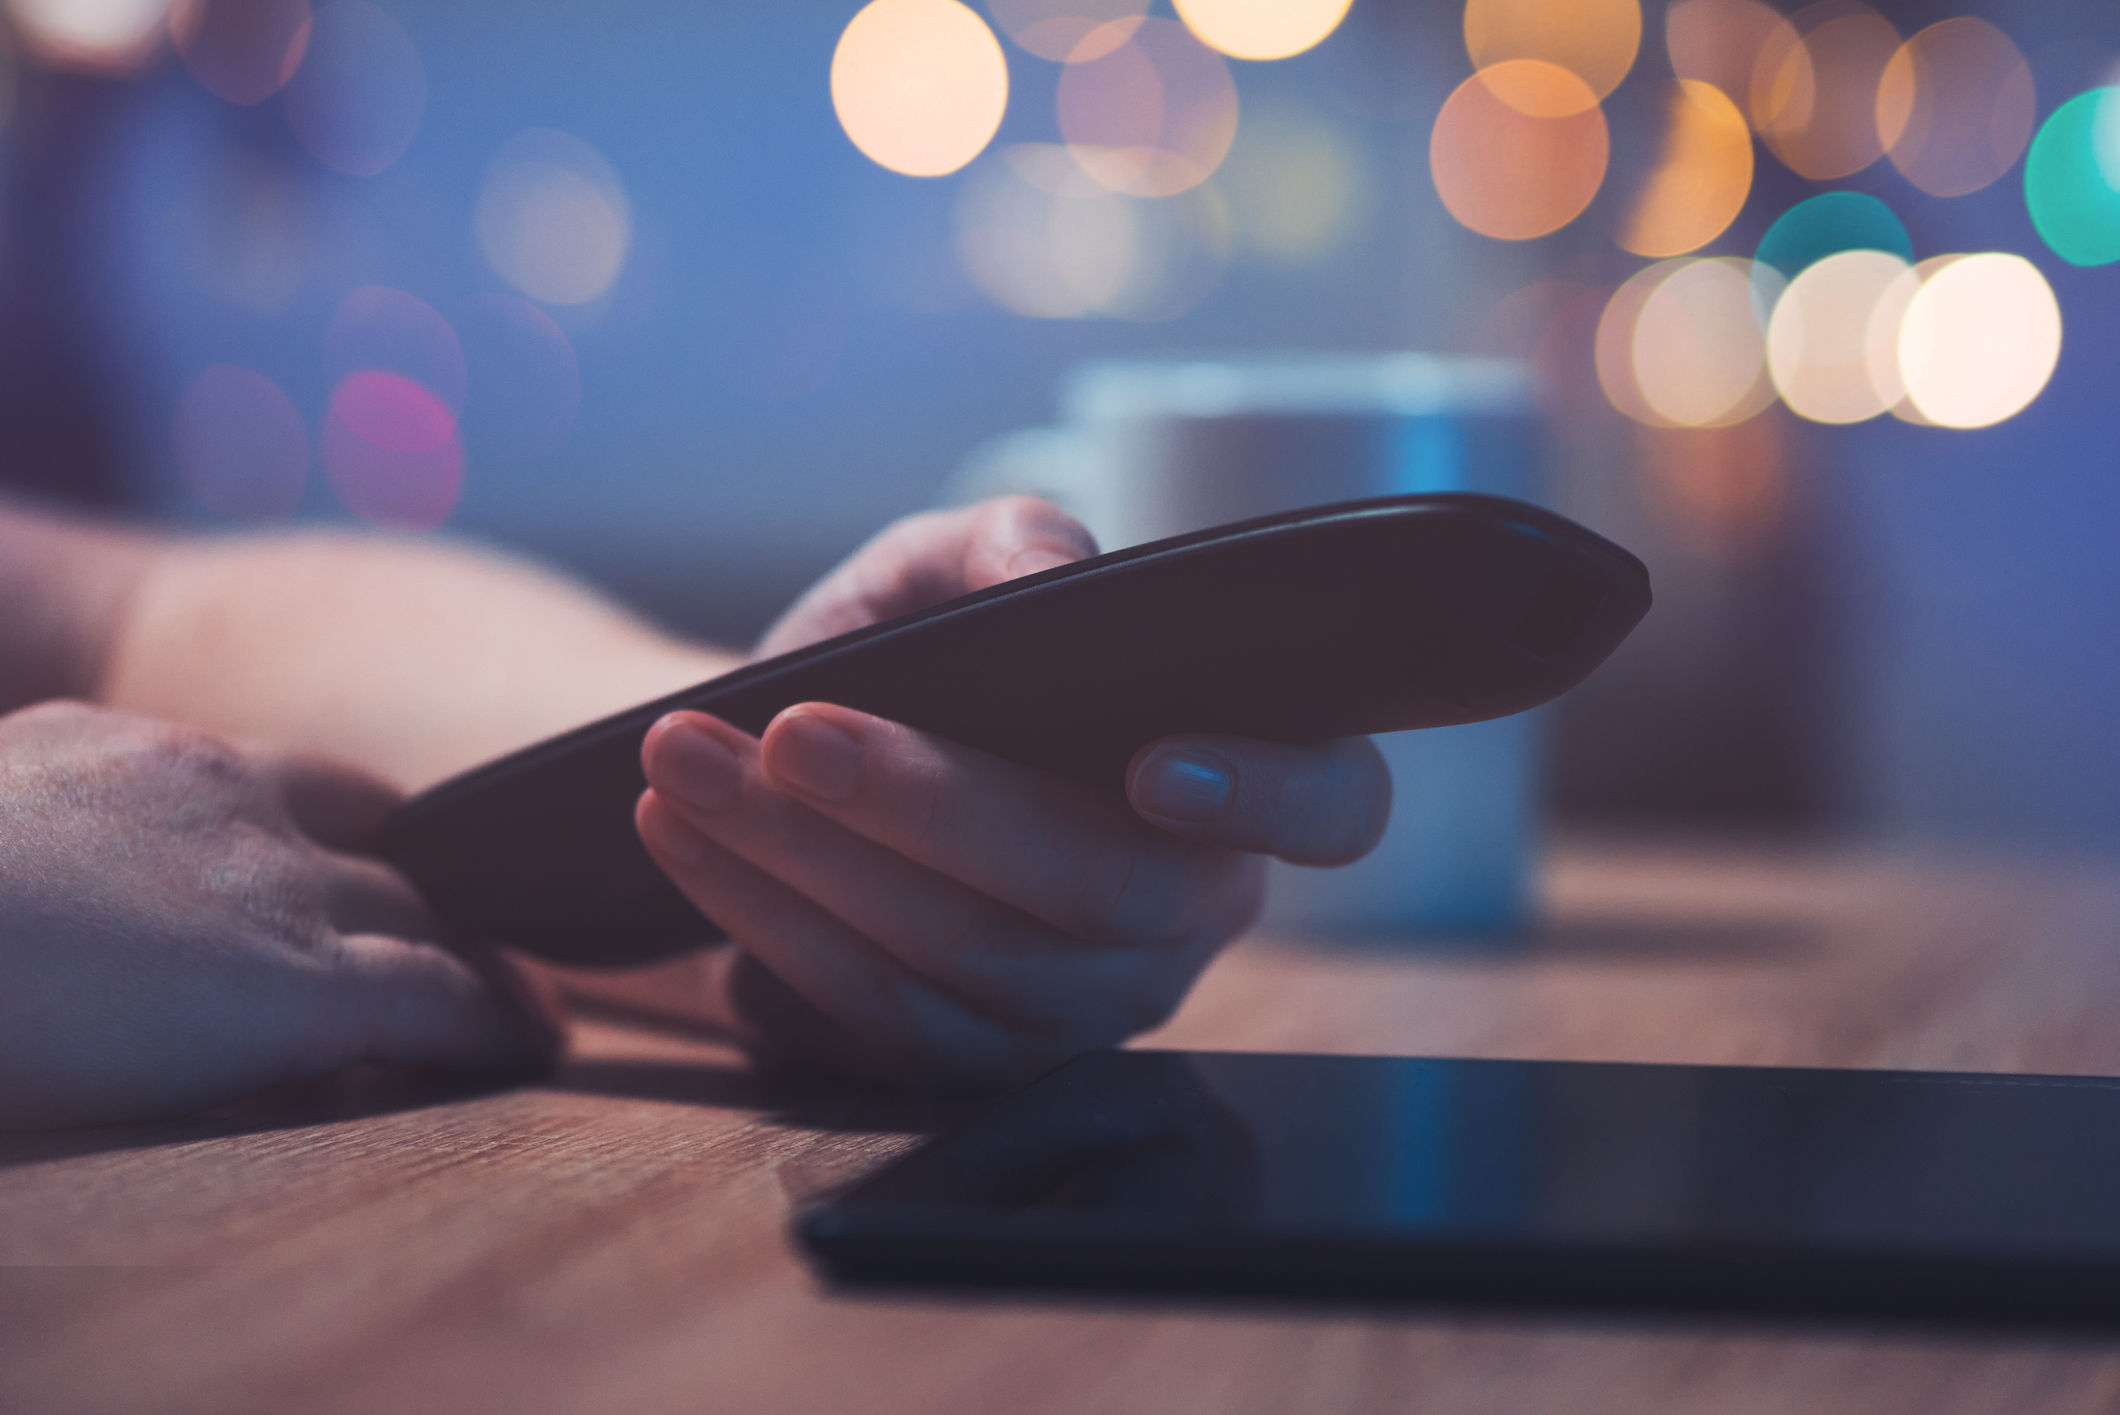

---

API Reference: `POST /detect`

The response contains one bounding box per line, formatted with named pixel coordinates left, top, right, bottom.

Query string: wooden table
left=8, top=834, right=2120, bottom=1414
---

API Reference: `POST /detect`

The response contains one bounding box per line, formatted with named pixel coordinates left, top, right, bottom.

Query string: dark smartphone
left=380, top=494, right=1650, bottom=967
left=799, top=1049, right=2120, bottom=1329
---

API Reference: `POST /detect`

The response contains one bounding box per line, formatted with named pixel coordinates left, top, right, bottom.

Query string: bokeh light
left=1218, top=106, right=1363, bottom=261
left=2026, top=89, right=2120, bottom=268
left=1595, top=262, right=1675, bottom=426
left=1752, top=0, right=1900, bottom=181
left=323, top=370, right=462, bottom=529
left=1611, top=78, right=1752, bottom=258
left=1754, top=190, right=1910, bottom=313
left=1172, top=0, right=1352, bottom=62
left=7, top=0, right=166, bottom=73
left=1631, top=258, right=1775, bottom=427
left=170, top=0, right=311, bottom=105
left=1665, top=0, right=1785, bottom=125
left=831, top=0, right=1007, bottom=178
left=1463, top=0, right=1639, bottom=103
left=453, top=293, right=580, bottom=460
left=173, top=364, right=308, bottom=521
left=1875, top=18, right=2033, bottom=199
left=985, top=0, right=1145, bottom=62
left=953, top=142, right=1226, bottom=320
left=1897, top=253, right=2061, bottom=430
left=476, top=129, right=632, bottom=306
left=1767, top=248, right=1909, bottom=424
left=323, top=285, right=465, bottom=408
left=280, top=0, right=424, bottom=177
left=1058, top=16, right=1237, bottom=197
left=1431, top=61, right=1607, bottom=241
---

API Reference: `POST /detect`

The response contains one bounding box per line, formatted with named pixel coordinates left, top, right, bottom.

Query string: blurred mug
left=942, top=352, right=1545, bottom=938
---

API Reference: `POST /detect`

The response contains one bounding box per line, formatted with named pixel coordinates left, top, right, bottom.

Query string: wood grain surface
left=7, top=833, right=2120, bottom=1415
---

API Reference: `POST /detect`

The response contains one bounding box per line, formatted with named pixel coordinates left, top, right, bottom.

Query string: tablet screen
left=801, top=1050, right=2120, bottom=1324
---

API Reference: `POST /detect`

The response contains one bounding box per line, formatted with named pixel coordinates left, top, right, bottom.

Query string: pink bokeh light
left=325, top=285, right=466, bottom=408
left=323, top=370, right=462, bottom=529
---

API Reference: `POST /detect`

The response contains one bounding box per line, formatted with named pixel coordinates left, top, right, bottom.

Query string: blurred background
left=1, top=0, right=2116, bottom=848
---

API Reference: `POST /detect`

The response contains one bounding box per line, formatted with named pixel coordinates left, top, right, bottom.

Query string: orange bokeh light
left=1875, top=17, right=2035, bottom=198
left=1666, top=0, right=1786, bottom=128
left=1752, top=0, right=1901, bottom=181
left=1615, top=78, right=1753, bottom=257
left=1173, top=0, right=1353, bottom=62
left=1464, top=0, right=1640, bottom=103
left=1431, top=61, right=1607, bottom=241
left=1059, top=16, right=1237, bottom=197
left=831, top=0, right=1008, bottom=178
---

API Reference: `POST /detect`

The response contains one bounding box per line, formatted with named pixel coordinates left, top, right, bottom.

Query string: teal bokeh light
left=2025, top=88, right=2120, bottom=267
left=1751, top=192, right=1912, bottom=321
left=1755, top=192, right=1914, bottom=277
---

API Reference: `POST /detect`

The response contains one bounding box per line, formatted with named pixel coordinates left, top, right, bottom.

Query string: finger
left=751, top=497, right=1096, bottom=660
left=746, top=703, right=1254, bottom=947
left=641, top=713, right=1201, bottom=1040
left=636, top=789, right=1043, bottom=1085
left=334, top=933, right=556, bottom=1075
left=1127, top=735, right=1392, bottom=866
left=955, top=494, right=1098, bottom=590
left=316, top=851, right=445, bottom=944
left=253, top=749, right=404, bottom=851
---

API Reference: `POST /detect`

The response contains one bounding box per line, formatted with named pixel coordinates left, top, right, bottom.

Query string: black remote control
left=380, top=494, right=1651, bottom=967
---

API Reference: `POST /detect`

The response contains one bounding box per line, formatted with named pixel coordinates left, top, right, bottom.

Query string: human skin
left=0, top=495, right=1390, bottom=1126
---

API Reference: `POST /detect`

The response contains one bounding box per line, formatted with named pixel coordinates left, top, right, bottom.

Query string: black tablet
left=381, top=494, right=1650, bottom=967
left=800, top=1049, right=2120, bottom=1328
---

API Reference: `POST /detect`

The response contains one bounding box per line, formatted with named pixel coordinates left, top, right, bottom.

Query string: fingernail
left=1134, top=746, right=1233, bottom=823
left=655, top=719, right=742, bottom=814
left=768, top=711, right=865, bottom=802
left=1005, top=543, right=1081, bottom=580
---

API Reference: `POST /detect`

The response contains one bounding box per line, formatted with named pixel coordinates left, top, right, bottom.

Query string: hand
left=0, top=702, right=560, bottom=1130
left=636, top=498, right=1390, bottom=1089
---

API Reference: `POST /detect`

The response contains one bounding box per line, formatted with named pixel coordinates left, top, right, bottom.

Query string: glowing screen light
left=476, top=129, right=632, bottom=306
left=1874, top=18, right=2033, bottom=199
left=1463, top=0, right=1640, bottom=102
left=1058, top=16, right=1237, bottom=196
left=1665, top=0, right=1785, bottom=122
left=1612, top=78, right=1752, bottom=258
left=1766, top=248, right=1911, bottom=424
left=2025, top=89, right=2120, bottom=268
left=1630, top=258, right=1775, bottom=427
left=832, top=0, right=1007, bottom=178
left=280, top=0, right=424, bottom=176
left=323, top=370, right=462, bottom=529
left=1431, top=61, right=1607, bottom=242
left=1897, top=253, right=2061, bottom=430
left=170, top=0, right=311, bottom=105
left=1751, top=0, right=1900, bottom=181
left=986, top=0, right=1145, bottom=62
left=1173, top=0, right=1352, bottom=62
left=7, top=0, right=167, bottom=72
left=173, top=364, right=308, bottom=521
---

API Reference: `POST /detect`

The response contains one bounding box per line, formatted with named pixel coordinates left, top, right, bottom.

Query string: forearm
left=97, top=531, right=738, bottom=792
